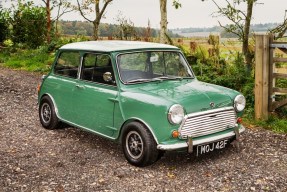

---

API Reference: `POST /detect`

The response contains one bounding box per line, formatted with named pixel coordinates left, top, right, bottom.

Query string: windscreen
left=117, top=51, right=194, bottom=84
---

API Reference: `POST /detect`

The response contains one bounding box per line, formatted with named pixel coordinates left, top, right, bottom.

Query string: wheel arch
left=117, top=118, right=159, bottom=145
left=39, top=93, right=60, bottom=118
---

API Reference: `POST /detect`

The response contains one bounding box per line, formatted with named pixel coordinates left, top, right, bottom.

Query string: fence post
left=254, top=34, right=269, bottom=120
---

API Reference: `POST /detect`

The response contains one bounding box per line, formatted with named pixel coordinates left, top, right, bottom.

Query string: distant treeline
left=58, top=20, right=181, bottom=38
left=172, top=23, right=283, bottom=38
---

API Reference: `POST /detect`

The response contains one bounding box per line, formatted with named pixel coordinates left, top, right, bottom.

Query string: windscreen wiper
left=125, top=78, right=151, bottom=84
left=152, top=76, right=184, bottom=81
left=151, top=76, right=169, bottom=81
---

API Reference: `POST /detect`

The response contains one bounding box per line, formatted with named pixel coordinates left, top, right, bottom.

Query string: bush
left=11, top=1, right=46, bottom=48
left=0, top=8, right=10, bottom=43
left=179, top=44, right=254, bottom=108
left=3, top=39, right=14, bottom=47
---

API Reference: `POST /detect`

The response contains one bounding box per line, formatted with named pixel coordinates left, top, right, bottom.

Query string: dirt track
left=0, top=66, right=287, bottom=192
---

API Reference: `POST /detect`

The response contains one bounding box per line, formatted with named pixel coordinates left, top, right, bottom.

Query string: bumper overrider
left=157, top=124, right=245, bottom=151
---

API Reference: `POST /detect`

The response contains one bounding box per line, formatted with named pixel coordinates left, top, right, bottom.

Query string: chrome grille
left=179, top=107, right=236, bottom=138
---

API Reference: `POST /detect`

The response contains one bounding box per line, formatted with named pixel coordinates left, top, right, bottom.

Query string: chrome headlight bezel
left=168, top=104, right=185, bottom=125
left=234, top=94, right=246, bottom=112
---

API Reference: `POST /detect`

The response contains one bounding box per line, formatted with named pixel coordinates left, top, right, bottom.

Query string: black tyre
left=122, top=122, right=160, bottom=167
left=157, top=150, right=165, bottom=161
left=39, top=96, right=59, bottom=129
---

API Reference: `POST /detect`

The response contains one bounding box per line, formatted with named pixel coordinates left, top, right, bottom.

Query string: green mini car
left=38, top=41, right=246, bottom=167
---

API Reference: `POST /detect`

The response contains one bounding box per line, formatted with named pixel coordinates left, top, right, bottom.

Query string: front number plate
left=196, top=139, right=228, bottom=156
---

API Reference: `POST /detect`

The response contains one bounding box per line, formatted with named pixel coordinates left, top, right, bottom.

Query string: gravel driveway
left=0, top=66, right=287, bottom=192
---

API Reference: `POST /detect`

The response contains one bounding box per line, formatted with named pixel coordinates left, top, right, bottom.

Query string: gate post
left=254, top=34, right=270, bottom=120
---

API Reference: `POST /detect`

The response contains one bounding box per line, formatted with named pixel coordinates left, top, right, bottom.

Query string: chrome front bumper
left=157, top=124, right=245, bottom=151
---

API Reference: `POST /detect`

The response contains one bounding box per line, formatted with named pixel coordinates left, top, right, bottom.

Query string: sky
left=1, top=0, right=287, bottom=29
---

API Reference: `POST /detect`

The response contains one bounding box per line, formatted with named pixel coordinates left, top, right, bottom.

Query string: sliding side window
left=54, top=51, right=81, bottom=79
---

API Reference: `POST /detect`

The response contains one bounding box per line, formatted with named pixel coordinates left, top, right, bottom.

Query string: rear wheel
left=39, top=96, right=59, bottom=129
left=122, top=122, right=160, bottom=167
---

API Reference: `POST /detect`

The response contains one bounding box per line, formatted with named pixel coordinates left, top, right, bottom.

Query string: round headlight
left=168, top=104, right=185, bottom=125
left=234, top=95, right=246, bottom=112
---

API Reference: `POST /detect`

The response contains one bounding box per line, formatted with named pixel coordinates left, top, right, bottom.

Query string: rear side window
left=54, top=51, right=81, bottom=79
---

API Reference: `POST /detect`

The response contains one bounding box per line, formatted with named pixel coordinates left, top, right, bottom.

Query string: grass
left=0, top=51, right=10, bottom=63
left=244, top=107, right=287, bottom=134
left=1, top=47, right=55, bottom=73
left=248, top=117, right=287, bottom=134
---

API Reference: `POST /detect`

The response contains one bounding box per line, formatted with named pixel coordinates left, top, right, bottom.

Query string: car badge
left=210, top=102, right=215, bottom=108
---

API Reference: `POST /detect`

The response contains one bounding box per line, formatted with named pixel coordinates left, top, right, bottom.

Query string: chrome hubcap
left=41, top=103, right=51, bottom=124
left=126, top=131, right=143, bottom=159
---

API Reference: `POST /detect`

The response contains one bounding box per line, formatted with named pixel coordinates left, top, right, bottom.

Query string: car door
left=72, top=52, right=118, bottom=138
left=51, top=51, right=81, bottom=122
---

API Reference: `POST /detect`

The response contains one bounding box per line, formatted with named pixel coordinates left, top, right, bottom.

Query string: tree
left=159, top=0, right=167, bottom=44
left=54, top=0, right=73, bottom=35
left=115, top=12, right=137, bottom=40
left=41, top=0, right=73, bottom=41
left=159, top=0, right=181, bottom=44
left=12, top=1, right=46, bottom=48
left=144, top=19, right=151, bottom=42
left=41, top=0, right=52, bottom=43
left=76, top=0, right=113, bottom=40
left=205, top=0, right=256, bottom=73
left=270, top=10, right=287, bottom=39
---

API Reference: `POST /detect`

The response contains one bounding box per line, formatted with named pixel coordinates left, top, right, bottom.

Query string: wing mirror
left=103, top=72, right=114, bottom=84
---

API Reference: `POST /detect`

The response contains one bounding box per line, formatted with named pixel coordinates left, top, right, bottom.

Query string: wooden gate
left=255, top=34, right=287, bottom=120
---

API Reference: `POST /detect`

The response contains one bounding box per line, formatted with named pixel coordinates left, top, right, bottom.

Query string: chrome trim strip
left=186, top=106, right=234, bottom=119
left=60, top=120, right=116, bottom=140
left=157, top=125, right=245, bottom=151
left=157, top=142, right=188, bottom=151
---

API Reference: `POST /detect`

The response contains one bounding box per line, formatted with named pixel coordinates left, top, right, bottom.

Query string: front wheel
left=39, top=96, right=60, bottom=129
left=122, top=122, right=160, bottom=167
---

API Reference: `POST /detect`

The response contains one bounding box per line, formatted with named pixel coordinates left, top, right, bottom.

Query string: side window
left=54, top=51, right=81, bottom=79
left=81, top=53, right=115, bottom=85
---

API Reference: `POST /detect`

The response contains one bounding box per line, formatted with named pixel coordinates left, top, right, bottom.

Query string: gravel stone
left=0, top=66, right=287, bottom=191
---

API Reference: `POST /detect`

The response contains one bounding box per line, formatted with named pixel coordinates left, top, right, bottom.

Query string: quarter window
left=54, top=51, right=81, bottom=79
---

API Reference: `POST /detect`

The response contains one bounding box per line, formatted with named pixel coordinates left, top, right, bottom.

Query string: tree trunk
left=77, top=0, right=112, bottom=41
left=242, top=0, right=254, bottom=73
left=159, top=0, right=168, bottom=44
left=46, top=0, right=51, bottom=43
left=93, top=20, right=100, bottom=40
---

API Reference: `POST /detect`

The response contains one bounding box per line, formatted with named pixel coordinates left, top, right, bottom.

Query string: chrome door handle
left=75, top=84, right=84, bottom=89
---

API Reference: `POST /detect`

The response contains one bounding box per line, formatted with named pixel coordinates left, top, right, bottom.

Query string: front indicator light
left=237, top=117, right=242, bottom=124
left=172, top=130, right=179, bottom=138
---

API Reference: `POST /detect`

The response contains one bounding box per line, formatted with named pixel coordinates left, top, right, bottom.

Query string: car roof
left=59, top=40, right=179, bottom=52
